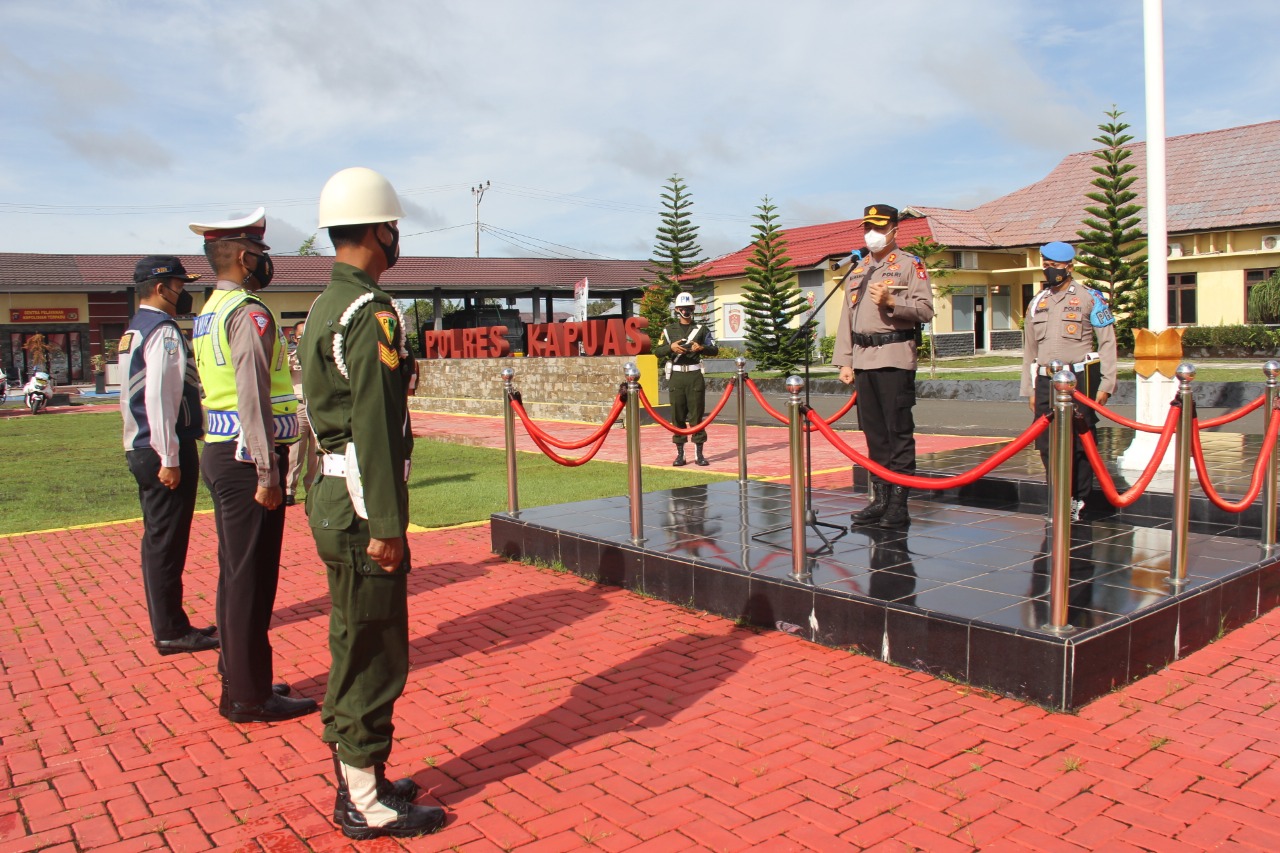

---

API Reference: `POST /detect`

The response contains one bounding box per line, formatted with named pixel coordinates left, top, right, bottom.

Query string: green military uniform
left=654, top=319, right=718, bottom=447
left=300, top=262, right=416, bottom=768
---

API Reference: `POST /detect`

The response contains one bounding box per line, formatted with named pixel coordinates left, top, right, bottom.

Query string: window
left=989, top=286, right=1012, bottom=330
left=1167, top=273, right=1196, bottom=325
left=950, top=286, right=983, bottom=333
left=1246, top=267, right=1279, bottom=322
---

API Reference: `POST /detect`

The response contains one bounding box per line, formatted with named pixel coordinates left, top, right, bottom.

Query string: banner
left=572, top=277, right=589, bottom=323
left=10, top=308, right=79, bottom=322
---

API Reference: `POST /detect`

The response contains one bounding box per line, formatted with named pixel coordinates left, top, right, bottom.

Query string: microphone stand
left=752, top=253, right=862, bottom=554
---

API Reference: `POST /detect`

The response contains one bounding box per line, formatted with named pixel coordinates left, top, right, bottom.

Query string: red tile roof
left=696, top=120, right=1280, bottom=278
left=934, top=119, right=1280, bottom=248
left=0, top=254, right=650, bottom=294
left=693, top=216, right=935, bottom=280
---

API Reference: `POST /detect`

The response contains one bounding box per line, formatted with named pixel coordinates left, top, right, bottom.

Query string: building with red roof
left=694, top=119, right=1280, bottom=356
left=0, top=254, right=648, bottom=383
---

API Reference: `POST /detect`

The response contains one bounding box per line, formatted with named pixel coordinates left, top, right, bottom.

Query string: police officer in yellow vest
left=190, top=208, right=317, bottom=724
left=301, top=168, right=445, bottom=839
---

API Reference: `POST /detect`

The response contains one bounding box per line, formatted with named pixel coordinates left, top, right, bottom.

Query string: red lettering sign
left=418, top=319, right=650, bottom=360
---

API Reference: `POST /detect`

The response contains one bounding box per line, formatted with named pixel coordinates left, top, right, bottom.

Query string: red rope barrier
left=1190, top=407, right=1280, bottom=513
left=745, top=377, right=791, bottom=425
left=638, top=380, right=736, bottom=436
left=742, top=378, right=855, bottom=430
left=1071, top=390, right=1165, bottom=433
left=1198, top=394, right=1265, bottom=429
left=524, top=425, right=612, bottom=467
left=806, top=409, right=1050, bottom=490
left=1078, top=407, right=1179, bottom=507
left=510, top=396, right=624, bottom=449
left=819, top=389, right=857, bottom=425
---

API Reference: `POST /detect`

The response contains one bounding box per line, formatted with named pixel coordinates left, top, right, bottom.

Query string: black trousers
left=1033, top=362, right=1101, bottom=501
left=854, top=367, right=918, bottom=475
left=201, top=441, right=288, bottom=704
left=126, top=440, right=199, bottom=641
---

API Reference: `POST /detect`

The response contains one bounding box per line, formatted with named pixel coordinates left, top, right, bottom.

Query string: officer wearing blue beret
left=1021, top=241, right=1118, bottom=521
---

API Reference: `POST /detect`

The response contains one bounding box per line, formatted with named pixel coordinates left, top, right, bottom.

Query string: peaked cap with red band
left=188, top=206, right=270, bottom=249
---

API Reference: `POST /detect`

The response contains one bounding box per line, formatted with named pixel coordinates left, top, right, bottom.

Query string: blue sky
left=1, top=0, right=1277, bottom=261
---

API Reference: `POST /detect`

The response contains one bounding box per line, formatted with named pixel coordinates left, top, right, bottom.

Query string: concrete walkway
left=3, top=411, right=1280, bottom=850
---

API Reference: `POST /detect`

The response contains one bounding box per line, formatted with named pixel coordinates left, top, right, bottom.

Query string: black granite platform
left=491, top=458, right=1280, bottom=710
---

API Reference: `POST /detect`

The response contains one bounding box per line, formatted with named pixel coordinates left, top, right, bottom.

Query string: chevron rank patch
left=375, top=311, right=397, bottom=344
left=379, top=342, right=400, bottom=370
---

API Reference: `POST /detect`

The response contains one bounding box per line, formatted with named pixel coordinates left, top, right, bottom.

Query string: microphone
left=830, top=248, right=867, bottom=277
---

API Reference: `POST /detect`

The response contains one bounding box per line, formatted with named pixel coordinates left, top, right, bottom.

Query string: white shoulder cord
left=332, top=293, right=375, bottom=379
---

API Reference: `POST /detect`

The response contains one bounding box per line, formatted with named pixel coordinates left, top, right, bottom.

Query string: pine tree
left=741, top=197, right=809, bottom=373
left=640, top=175, right=708, bottom=351
left=1075, top=106, right=1148, bottom=348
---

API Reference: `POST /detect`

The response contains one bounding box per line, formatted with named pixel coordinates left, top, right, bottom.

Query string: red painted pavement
left=410, top=410, right=999, bottom=482
left=4, top=413, right=1280, bottom=850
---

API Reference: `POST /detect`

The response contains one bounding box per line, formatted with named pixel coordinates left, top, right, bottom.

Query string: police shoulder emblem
left=247, top=311, right=270, bottom=336
left=117, top=331, right=135, bottom=354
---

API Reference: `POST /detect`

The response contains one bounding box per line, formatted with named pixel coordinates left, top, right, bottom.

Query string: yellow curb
left=0, top=508, right=216, bottom=538
left=407, top=520, right=491, bottom=533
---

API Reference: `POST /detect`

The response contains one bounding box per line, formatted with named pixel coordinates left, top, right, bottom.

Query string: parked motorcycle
left=24, top=371, right=50, bottom=414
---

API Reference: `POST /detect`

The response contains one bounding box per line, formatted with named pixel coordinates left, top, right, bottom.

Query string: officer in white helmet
left=300, top=167, right=445, bottom=838
left=654, top=289, right=718, bottom=465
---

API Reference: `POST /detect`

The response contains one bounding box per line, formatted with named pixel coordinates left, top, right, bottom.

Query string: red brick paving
left=6, top=411, right=1280, bottom=850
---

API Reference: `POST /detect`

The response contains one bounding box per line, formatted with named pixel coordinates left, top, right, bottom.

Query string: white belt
left=322, top=452, right=411, bottom=481
left=1037, top=353, right=1100, bottom=376
left=671, top=364, right=703, bottom=372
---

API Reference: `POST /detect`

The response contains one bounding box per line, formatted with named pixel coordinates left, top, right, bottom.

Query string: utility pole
left=472, top=180, right=490, bottom=258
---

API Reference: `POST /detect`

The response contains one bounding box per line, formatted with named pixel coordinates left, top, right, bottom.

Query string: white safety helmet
left=318, top=167, right=405, bottom=229
left=673, top=292, right=696, bottom=309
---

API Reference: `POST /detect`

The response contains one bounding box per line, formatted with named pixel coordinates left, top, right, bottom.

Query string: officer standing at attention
left=190, top=208, right=316, bottom=724
left=833, top=204, right=935, bottom=527
left=301, top=167, right=445, bottom=839
left=285, top=320, right=315, bottom=506
left=654, top=290, right=718, bottom=466
left=120, top=256, right=218, bottom=656
left=1021, top=241, right=1118, bottom=521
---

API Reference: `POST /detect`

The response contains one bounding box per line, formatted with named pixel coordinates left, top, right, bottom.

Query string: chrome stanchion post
left=1168, top=363, right=1195, bottom=588
left=787, top=375, right=807, bottom=579
left=624, top=362, right=645, bottom=544
left=1263, top=361, right=1280, bottom=549
left=1044, top=368, right=1076, bottom=634
left=502, top=367, right=519, bottom=515
left=736, top=356, right=749, bottom=483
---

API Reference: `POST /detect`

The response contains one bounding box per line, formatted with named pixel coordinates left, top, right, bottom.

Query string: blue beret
left=1041, top=241, right=1076, bottom=262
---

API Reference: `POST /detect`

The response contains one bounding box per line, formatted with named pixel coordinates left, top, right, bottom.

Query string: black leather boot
left=336, top=760, right=445, bottom=839
left=695, top=445, right=709, bottom=466
left=672, top=446, right=687, bottom=466
left=879, top=485, right=911, bottom=528
left=330, top=744, right=420, bottom=826
left=852, top=478, right=889, bottom=524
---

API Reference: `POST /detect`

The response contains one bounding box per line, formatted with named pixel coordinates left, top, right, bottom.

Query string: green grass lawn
left=0, top=412, right=732, bottom=535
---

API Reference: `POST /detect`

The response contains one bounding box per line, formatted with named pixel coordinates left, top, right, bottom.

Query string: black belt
left=851, top=329, right=915, bottom=348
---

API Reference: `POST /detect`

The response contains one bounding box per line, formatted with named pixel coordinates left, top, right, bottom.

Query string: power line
left=480, top=223, right=619, bottom=260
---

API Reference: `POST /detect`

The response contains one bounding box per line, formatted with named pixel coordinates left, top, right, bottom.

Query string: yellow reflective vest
left=192, top=289, right=298, bottom=445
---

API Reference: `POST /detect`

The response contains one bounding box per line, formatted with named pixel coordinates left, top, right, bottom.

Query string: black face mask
left=162, top=283, right=194, bottom=315
left=378, top=223, right=400, bottom=270
left=244, top=251, right=274, bottom=289
left=1043, top=267, right=1070, bottom=288
left=675, top=307, right=694, bottom=320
